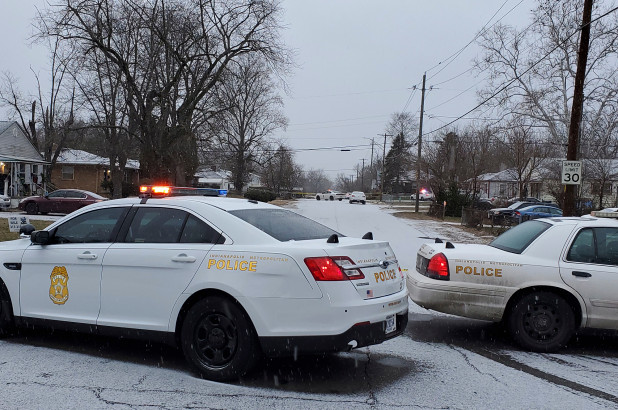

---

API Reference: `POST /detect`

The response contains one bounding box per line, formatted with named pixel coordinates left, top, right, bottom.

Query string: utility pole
left=415, top=73, right=427, bottom=213
left=361, top=158, right=365, bottom=191
left=564, top=0, right=592, bottom=216
left=379, top=133, right=392, bottom=200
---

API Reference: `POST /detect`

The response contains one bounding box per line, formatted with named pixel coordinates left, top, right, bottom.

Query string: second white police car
left=408, top=214, right=618, bottom=352
left=0, top=187, right=408, bottom=381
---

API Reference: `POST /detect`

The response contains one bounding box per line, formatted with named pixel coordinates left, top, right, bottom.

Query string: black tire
left=338, top=198, right=342, bottom=201
left=0, top=281, right=15, bottom=337
left=361, top=200, right=366, bottom=204
left=329, top=196, right=334, bottom=200
left=316, top=196, right=321, bottom=200
left=349, top=200, right=353, bottom=204
left=180, top=296, right=260, bottom=381
left=25, top=202, right=38, bottom=215
left=507, top=291, right=575, bottom=352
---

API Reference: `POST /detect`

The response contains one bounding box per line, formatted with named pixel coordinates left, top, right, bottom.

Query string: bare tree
left=260, top=143, right=301, bottom=194
left=209, top=56, right=287, bottom=192
left=39, top=0, right=290, bottom=185
left=0, top=36, right=76, bottom=186
left=475, top=0, right=618, bottom=152
left=302, top=169, right=331, bottom=193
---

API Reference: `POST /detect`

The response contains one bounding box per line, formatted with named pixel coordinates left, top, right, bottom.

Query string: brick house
left=52, top=148, right=140, bottom=196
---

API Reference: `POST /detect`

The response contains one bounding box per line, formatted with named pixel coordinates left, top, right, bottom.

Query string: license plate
left=385, top=314, right=396, bottom=334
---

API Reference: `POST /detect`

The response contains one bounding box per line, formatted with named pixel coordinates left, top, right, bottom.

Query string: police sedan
left=0, top=191, right=407, bottom=381
left=407, top=215, right=618, bottom=352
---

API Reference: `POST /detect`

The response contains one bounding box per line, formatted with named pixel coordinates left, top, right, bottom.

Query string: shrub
left=244, top=188, right=277, bottom=202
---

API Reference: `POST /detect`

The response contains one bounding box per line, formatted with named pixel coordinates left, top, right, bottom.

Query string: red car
left=18, top=189, right=107, bottom=215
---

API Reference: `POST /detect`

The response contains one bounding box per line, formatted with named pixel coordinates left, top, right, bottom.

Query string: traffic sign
left=561, top=160, right=582, bottom=185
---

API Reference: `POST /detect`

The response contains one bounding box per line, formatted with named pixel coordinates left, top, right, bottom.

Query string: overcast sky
left=0, top=0, right=534, bottom=182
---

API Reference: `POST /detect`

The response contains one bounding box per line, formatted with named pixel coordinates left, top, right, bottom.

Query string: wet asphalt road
left=1, top=202, right=618, bottom=408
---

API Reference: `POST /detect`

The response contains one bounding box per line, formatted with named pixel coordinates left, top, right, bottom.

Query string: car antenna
left=435, top=238, right=443, bottom=243
left=362, top=232, right=373, bottom=240
left=445, top=241, right=455, bottom=248
left=327, top=234, right=339, bottom=243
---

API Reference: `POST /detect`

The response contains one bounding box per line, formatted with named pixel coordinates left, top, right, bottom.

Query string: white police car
left=407, top=215, right=618, bottom=352
left=0, top=187, right=407, bottom=381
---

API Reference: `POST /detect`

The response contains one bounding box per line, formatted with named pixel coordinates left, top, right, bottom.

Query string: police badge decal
left=49, top=266, right=69, bottom=305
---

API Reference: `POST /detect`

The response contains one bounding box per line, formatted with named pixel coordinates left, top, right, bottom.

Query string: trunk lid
left=323, top=238, right=404, bottom=299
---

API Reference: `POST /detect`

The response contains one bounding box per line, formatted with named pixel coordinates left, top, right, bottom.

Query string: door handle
left=77, top=251, right=97, bottom=260
left=572, top=271, right=592, bottom=278
left=172, top=254, right=196, bottom=263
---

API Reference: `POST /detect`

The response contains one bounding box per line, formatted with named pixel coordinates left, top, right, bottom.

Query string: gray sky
left=0, top=0, right=534, bottom=181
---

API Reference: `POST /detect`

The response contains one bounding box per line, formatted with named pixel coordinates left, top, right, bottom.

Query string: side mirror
left=31, top=230, right=51, bottom=245
left=19, top=224, right=36, bottom=237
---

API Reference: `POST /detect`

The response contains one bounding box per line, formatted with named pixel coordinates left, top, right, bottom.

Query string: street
left=0, top=200, right=617, bottom=409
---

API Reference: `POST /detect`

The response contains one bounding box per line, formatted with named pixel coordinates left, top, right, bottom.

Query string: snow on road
left=0, top=199, right=617, bottom=409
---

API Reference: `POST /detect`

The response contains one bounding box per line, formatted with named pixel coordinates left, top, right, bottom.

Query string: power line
left=421, top=5, right=618, bottom=139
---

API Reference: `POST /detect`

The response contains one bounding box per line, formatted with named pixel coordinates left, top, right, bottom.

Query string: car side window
left=47, top=191, right=65, bottom=198
left=51, top=207, right=128, bottom=244
left=567, top=228, right=596, bottom=263
left=180, top=214, right=223, bottom=244
left=124, top=208, right=187, bottom=243
left=594, top=228, right=618, bottom=266
left=65, top=191, right=86, bottom=199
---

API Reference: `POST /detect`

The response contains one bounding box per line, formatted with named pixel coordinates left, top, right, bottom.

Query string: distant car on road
left=411, top=188, right=434, bottom=201
left=315, top=190, right=345, bottom=201
left=18, top=189, right=107, bottom=215
left=512, top=205, right=562, bottom=224
left=348, top=191, right=366, bottom=204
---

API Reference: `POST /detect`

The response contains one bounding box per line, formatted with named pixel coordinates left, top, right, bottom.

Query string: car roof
left=81, top=195, right=279, bottom=212
left=518, top=205, right=561, bottom=211
left=537, top=215, right=618, bottom=227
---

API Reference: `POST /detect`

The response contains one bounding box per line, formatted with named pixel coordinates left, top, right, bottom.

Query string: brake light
left=304, top=256, right=365, bottom=281
left=514, top=211, right=521, bottom=216
left=427, top=253, right=449, bottom=280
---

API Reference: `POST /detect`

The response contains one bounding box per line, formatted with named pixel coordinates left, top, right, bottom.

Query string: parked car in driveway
left=507, top=196, right=542, bottom=205
left=0, top=194, right=11, bottom=210
left=511, top=205, right=562, bottom=224
left=488, top=201, right=544, bottom=223
left=18, top=189, right=107, bottom=215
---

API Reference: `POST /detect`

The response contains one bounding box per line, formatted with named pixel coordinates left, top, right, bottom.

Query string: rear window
left=228, top=208, right=342, bottom=241
left=489, top=220, right=551, bottom=254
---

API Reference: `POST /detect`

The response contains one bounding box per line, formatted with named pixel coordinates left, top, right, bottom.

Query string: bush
left=436, top=183, right=470, bottom=217
left=244, top=189, right=277, bottom=202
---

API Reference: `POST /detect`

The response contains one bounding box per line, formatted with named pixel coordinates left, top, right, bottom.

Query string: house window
left=62, top=166, right=75, bottom=180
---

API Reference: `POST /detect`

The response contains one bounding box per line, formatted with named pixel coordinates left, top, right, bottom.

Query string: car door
left=42, top=190, right=66, bottom=213
left=559, top=227, right=618, bottom=330
left=19, top=206, right=129, bottom=324
left=62, top=190, right=87, bottom=214
left=98, top=206, right=220, bottom=331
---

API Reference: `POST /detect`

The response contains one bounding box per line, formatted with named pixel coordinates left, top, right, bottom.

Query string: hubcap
left=523, top=304, right=560, bottom=341
left=194, top=313, right=238, bottom=367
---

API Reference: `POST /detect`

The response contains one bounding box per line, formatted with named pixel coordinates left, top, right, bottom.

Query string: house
left=473, top=168, right=545, bottom=200
left=52, top=148, right=140, bottom=196
left=194, top=167, right=261, bottom=192
left=0, top=121, right=47, bottom=198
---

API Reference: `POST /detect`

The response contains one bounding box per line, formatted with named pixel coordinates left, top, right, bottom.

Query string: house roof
left=57, top=148, right=140, bottom=169
left=0, top=121, right=46, bottom=163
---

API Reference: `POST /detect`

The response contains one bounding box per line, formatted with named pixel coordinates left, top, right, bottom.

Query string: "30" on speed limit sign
left=561, top=160, right=582, bottom=185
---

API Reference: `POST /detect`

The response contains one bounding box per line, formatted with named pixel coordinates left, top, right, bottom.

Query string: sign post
left=8, top=216, right=30, bottom=233
left=561, top=161, right=582, bottom=185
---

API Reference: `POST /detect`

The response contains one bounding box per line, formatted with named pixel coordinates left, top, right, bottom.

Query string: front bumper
left=259, top=311, right=408, bottom=357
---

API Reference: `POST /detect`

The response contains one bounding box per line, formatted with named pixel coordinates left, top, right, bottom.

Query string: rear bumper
left=259, top=311, right=408, bottom=356
left=407, top=271, right=506, bottom=322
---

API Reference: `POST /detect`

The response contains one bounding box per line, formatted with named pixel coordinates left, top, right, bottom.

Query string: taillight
left=304, top=256, right=365, bottom=281
left=427, top=253, right=449, bottom=280
left=515, top=211, right=521, bottom=216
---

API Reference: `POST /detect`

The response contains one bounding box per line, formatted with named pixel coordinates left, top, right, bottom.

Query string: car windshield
left=489, top=220, right=551, bottom=254
left=228, top=208, right=342, bottom=241
left=507, top=202, right=523, bottom=209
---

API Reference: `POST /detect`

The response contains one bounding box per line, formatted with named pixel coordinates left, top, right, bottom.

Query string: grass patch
left=0, top=219, right=54, bottom=242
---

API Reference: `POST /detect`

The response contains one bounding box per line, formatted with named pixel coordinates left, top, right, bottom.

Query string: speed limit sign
left=562, top=160, right=582, bottom=185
